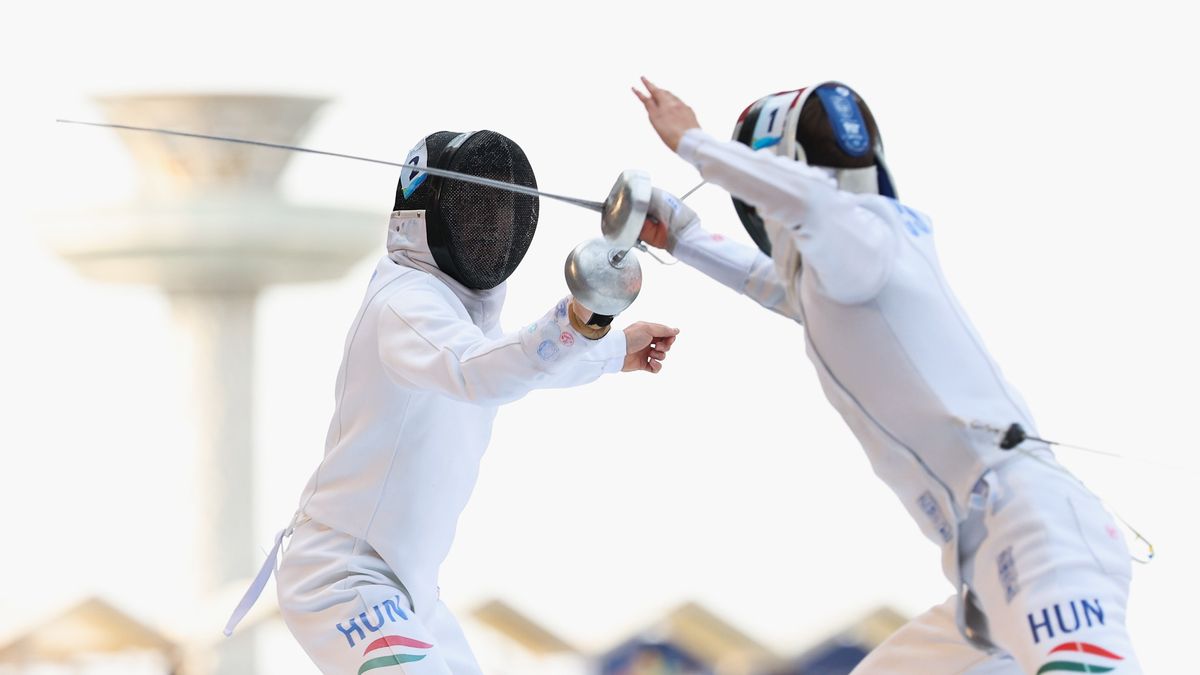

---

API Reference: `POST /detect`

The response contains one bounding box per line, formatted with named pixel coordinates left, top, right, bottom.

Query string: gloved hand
left=639, top=187, right=699, bottom=253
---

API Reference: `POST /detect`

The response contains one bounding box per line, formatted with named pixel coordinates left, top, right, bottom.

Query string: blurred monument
left=39, top=93, right=379, bottom=674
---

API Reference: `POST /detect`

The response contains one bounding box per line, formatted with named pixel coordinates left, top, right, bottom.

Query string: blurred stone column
left=44, top=94, right=380, bottom=674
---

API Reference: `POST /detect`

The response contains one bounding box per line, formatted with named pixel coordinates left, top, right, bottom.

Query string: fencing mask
left=730, top=82, right=895, bottom=255
left=394, top=130, right=539, bottom=290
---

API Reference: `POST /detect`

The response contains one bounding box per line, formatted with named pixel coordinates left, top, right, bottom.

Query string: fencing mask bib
left=731, top=82, right=896, bottom=255
left=394, top=130, right=539, bottom=290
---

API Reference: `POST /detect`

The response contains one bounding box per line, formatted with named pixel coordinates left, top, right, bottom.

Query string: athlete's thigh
left=421, top=600, right=484, bottom=675
left=276, top=522, right=454, bottom=674
left=280, top=581, right=457, bottom=674
left=974, top=477, right=1143, bottom=675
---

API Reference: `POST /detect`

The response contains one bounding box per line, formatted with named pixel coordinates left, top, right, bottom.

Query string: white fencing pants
left=853, top=456, right=1143, bottom=674
left=276, top=519, right=482, bottom=675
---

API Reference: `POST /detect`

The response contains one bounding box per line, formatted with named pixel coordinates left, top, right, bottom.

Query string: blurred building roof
left=471, top=599, right=579, bottom=655
left=0, top=596, right=176, bottom=663
left=772, top=606, right=908, bottom=675
left=659, top=602, right=779, bottom=672
left=0, top=592, right=906, bottom=675
left=598, top=602, right=781, bottom=675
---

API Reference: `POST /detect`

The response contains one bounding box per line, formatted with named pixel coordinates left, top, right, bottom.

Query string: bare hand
left=622, top=322, right=680, bottom=374
left=632, top=76, right=701, bottom=152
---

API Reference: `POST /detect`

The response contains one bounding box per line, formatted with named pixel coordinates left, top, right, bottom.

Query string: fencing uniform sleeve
left=676, top=129, right=898, bottom=305
left=378, top=287, right=625, bottom=405
left=670, top=223, right=800, bottom=321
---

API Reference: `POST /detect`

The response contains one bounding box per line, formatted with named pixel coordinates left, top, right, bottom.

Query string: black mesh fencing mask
left=394, top=130, right=539, bottom=290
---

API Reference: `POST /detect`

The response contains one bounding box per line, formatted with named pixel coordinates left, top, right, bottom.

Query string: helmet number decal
left=751, top=91, right=800, bottom=150
left=400, top=138, right=430, bottom=199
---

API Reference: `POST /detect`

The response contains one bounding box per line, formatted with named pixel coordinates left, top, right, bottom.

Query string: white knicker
left=276, top=519, right=482, bottom=675
left=853, top=456, right=1143, bottom=675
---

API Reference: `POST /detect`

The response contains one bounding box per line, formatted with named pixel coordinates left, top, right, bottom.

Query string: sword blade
left=680, top=180, right=707, bottom=201
left=55, top=119, right=606, bottom=213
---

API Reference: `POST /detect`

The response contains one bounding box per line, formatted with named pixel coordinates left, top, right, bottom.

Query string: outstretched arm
left=640, top=188, right=799, bottom=321
left=379, top=285, right=678, bottom=405
left=634, top=78, right=898, bottom=306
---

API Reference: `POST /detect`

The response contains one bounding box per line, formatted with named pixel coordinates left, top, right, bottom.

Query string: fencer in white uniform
left=225, top=130, right=679, bottom=674
left=632, top=79, right=1142, bottom=674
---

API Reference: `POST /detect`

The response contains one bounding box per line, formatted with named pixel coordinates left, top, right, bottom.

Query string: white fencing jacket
left=295, top=211, right=626, bottom=612
left=672, top=129, right=1043, bottom=578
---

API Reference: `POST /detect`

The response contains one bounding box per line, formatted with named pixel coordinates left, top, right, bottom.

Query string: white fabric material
left=678, top=129, right=898, bottom=304
left=677, top=129, right=1037, bottom=579
left=386, top=209, right=506, bottom=327
left=279, top=210, right=624, bottom=625
left=669, top=224, right=798, bottom=321
left=277, top=519, right=483, bottom=675
left=835, top=165, right=883, bottom=196
left=223, top=526, right=287, bottom=636
left=671, top=129, right=1142, bottom=670
left=855, top=598, right=1022, bottom=674
left=851, top=458, right=1142, bottom=674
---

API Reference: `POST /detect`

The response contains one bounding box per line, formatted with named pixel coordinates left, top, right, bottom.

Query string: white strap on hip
left=223, top=524, right=290, bottom=637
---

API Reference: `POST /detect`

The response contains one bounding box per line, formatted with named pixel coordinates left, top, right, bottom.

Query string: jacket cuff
left=597, top=328, right=626, bottom=374
left=676, top=128, right=715, bottom=167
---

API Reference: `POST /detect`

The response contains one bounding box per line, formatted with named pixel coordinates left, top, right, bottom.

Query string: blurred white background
left=1, top=0, right=1197, bottom=672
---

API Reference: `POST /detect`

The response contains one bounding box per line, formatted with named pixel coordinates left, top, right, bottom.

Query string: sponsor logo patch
left=537, top=339, right=560, bottom=361
left=559, top=331, right=575, bottom=347
left=917, top=491, right=953, bottom=543
left=998, top=546, right=1020, bottom=603
left=1036, top=641, right=1123, bottom=674
left=890, top=199, right=932, bottom=237
left=815, top=85, right=871, bottom=156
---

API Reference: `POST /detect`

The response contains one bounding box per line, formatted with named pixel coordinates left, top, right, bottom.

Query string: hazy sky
left=2, top=1, right=1198, bottom=672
